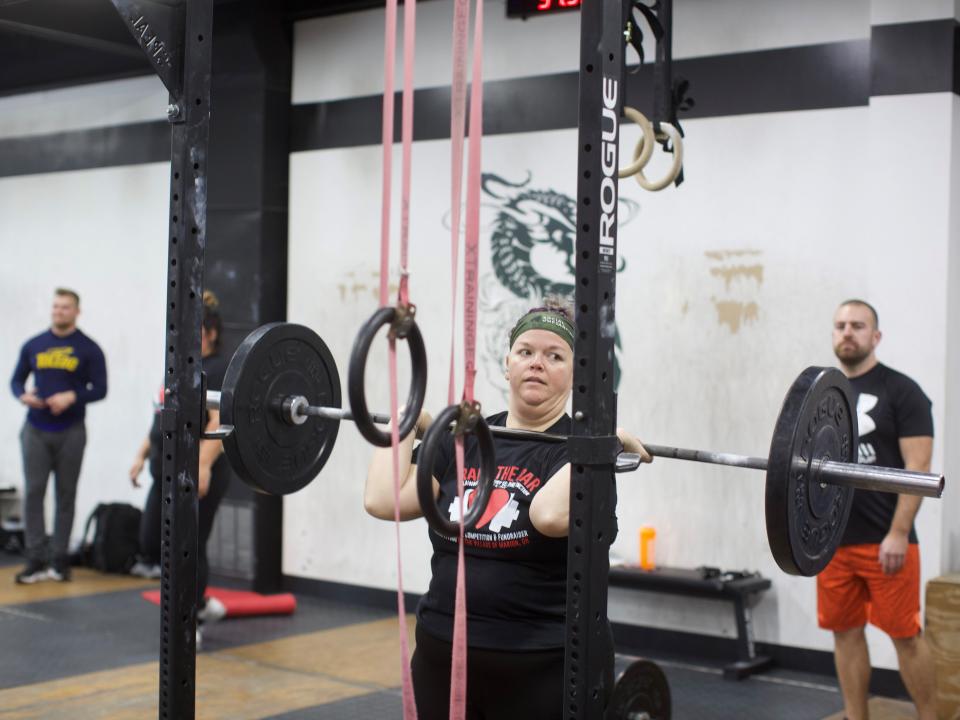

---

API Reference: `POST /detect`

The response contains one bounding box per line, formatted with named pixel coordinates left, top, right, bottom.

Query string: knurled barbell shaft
left=643, top=443, right=767, bottom=471
left=204, top=391, right=944, bottom=498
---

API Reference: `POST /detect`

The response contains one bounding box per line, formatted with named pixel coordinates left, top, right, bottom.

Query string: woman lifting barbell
left=363, top=296, right=652, bottom=720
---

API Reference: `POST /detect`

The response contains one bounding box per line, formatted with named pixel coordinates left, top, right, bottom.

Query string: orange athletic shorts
left=816, top=543, right=921, bottom=639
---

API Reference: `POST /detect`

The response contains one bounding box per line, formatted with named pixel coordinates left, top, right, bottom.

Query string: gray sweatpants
left=20, top=421, right=87, bottom=563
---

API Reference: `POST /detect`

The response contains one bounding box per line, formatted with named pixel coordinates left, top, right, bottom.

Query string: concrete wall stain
left=705, top=249, right=763, bottom=333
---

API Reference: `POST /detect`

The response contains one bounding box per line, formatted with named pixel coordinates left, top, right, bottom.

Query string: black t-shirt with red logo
left=414, top=411, right=571, bottom=650
left=840, top=363, right=933, bottom=546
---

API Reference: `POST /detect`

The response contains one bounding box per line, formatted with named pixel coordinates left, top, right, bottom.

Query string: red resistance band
left=380, top=0, right=418, bottom=717
left=448, top=0, right=485, bottom=718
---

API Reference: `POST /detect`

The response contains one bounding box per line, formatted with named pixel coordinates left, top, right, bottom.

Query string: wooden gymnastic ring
left=617, top=106, right=657, bottom=179
left=633, top=121, right=684, bottom=192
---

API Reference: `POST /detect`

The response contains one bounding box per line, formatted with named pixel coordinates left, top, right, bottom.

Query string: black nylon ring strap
left=416, top=403, right=496, bottom=536
left=347, top=305, right=428, bottom=447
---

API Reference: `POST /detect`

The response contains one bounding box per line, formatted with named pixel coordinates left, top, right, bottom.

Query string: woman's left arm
left=529, top=427, right=651, bottom=538
left=529, top=463, right=572, bottom=538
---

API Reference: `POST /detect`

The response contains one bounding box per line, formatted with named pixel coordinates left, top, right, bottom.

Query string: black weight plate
left=766, top=366, right=857, bottom=576
left=220, top=323, right=341, bottom=495
left=607, top=658, right=671, bottom=720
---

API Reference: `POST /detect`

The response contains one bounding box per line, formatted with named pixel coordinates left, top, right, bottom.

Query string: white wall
left=286, top=0, right=957, bottom=670
left=0, top=76, right=169, bottom=547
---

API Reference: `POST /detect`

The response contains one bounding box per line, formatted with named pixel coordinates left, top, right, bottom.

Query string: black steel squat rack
left=567, top=1, right=678, bottom=718
left=108, top=1, right=214, bottom=717
left=108, top=0, right=676, bottom=717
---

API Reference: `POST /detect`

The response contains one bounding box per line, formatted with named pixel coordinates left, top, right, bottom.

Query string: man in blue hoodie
left=10, top=288, right=107, bottom=583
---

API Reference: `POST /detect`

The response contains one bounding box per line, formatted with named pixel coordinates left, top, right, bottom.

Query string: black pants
left=139, top=473, right=161, bottom=564
left=410, top=624, right=565, bottom=720
left=138, top=460, right=229, bottom=607
left=198, top=460, right=230, bottom=607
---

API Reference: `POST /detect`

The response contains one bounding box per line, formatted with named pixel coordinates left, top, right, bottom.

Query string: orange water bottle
left=639, top=526, right=656, bottom=571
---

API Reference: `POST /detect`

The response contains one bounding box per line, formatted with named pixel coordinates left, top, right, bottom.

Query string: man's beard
left=834, top=343, right=870, bottom=366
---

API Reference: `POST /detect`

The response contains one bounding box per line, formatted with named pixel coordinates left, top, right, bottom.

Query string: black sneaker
left=47, top=558, right=71, bottom=582
left=15, top=560, right=49, bottom=585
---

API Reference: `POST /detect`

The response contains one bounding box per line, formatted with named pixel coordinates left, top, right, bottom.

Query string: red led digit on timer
left=536, top=0, right=580, bottom=9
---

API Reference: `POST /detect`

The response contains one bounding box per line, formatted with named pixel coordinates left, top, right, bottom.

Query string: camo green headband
left=508, top=309, right=576, bottom=350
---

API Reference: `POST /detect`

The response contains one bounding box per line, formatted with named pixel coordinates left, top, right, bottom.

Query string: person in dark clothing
left=127, top=291, right=229, bottom=645
left=127, top=385, right=165, bottom=579
left=364, top=297, right=651, bottom=720
left=195, top=291, right=231, bottom=644
left=10, top=288, right=107, bottom=584
left=817, top=299, right=936, bottom=720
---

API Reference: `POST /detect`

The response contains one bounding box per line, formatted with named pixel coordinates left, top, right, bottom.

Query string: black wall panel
left=204, top=0, right=292, bottom=593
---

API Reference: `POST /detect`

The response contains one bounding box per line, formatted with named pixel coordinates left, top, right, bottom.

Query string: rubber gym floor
left=0, top=553, right=917, bottom=720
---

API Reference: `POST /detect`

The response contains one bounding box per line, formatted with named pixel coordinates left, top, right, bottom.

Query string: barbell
left=208, top=322, right=640, bottom=495
left=207, top=322, right=944, bottom=576
left=208, top=389, right=645, bottom=473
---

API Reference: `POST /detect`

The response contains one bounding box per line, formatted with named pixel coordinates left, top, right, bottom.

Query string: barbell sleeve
left=814, top=459, right=943, bottom=498
left=644, top=442, right=942, bottom=498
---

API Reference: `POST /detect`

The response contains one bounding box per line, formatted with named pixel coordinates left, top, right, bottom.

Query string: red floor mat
left=141, top=586, right=296, bottom=617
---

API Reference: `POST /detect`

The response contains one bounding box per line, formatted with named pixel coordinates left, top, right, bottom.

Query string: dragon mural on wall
left=478, top=173, right=637, bottom=401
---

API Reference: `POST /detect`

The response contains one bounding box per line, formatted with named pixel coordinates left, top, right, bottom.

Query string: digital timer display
left=506, top=0, right=581, bottom=19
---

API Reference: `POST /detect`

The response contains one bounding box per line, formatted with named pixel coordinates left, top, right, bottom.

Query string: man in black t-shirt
left=816, top=299, right=936, bottom=720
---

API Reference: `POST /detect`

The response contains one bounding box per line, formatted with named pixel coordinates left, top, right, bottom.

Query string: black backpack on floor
left=75, top=503, right=142, bottom=573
